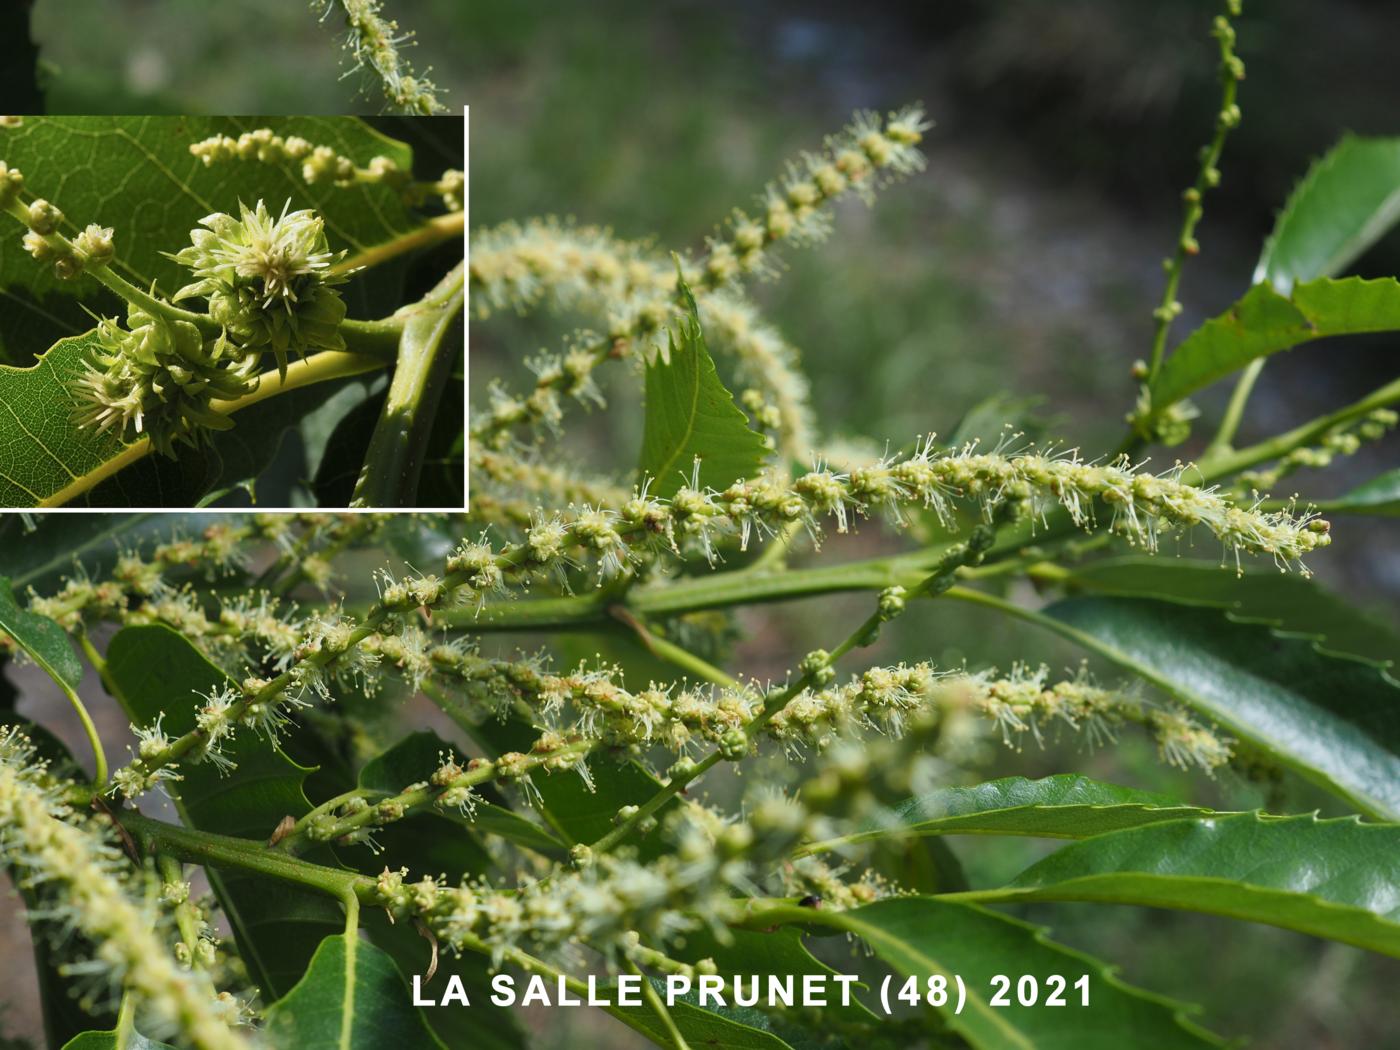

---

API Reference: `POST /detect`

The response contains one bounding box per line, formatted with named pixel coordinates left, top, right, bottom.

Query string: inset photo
left=0, top=115, right=464, bottom=507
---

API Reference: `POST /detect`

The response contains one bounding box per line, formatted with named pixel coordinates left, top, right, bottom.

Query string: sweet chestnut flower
left=171, top=199, right=349, bottom=379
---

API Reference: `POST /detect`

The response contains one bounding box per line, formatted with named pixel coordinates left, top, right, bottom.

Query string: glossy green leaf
left=616, top=989, right=803, bottom=1050
left=1256, top=136, right=1400, bottom=292
left=966, top=813, right=1400, bottom=957
left=1152, top=276, right=1400, bottom=407
left=0, top=116, right=417, bottom=364
left=639, top=278, right=768, bottom=498
left=674, top=926, right=881, bottom=1029
left=1063, top=556, right=1399, bottom=667
left=804, top=775, right=1218, bottom=852
left=61, top=1029, right=175, bottom=1050
left=103, top=624, right=342, bottom=999
left=359, top=911, right=527, bottom=1050
left=0, top=576, right=82, bottom=691
left=1310, top=468, right=1400, bottom=517
left=263, top=935, right=446, bottom=1050
left=793, top=898, right=1222, bottom=1049
left=1045, top=597, right=1400, bottom=820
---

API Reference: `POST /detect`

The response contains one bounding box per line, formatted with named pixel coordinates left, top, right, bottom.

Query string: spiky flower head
left=73, top=304, right=260, bottom=458
left=172, top=199, right=349, bottom=379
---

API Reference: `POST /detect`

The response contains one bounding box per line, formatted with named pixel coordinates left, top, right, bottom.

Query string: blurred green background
left=13, top=1, right=1400, bottom=1046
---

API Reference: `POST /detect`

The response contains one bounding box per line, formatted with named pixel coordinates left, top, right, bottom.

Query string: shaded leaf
left=263, top=935, right=446, bottom=1050
left=639, top=279, right=768, bottom=498
left=792, top=897, right=1222, bottom=1049
left=61, top=1029, right=175, bottom=1050
left=966, top=813, right=1400, bottom=957
left=103, top=625, right=342, bottom=999
left=1310, top=468, right=1400, bottom=517
left=0, top=576, right=82, bottom=691
left=1256, top=136, right=1400, bottom=292
left=803, top=775, right=1218, bottom=852
left=1063, top=556, right=1399, bottom=667
left=1152, top=276, right=1400, bottom=407
left=1044, top=597, right=1400, bottom=820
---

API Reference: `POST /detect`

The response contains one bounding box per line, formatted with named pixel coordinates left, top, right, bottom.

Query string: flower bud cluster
left=469, top=225, right=815, bottom=453
left=0, top=730, right=249, bottom=1049
left=375, top=808, right=748, bottom=966
left=73, top=305, right=260, bottom=456
left=7, top=184, right=115, bottom=281
left=698, top=106, right=929, bottom=289
left=469, top=447, right=631, bottom=530
left=189, top=130, right=462, bottom=211
left=319, top=0, right=444, bottom=115
left=459, top=442, right=1330, bottom=586
left=1239, top=409, right=1396, bottom=492
left=172, top=199, right=349, bottom=380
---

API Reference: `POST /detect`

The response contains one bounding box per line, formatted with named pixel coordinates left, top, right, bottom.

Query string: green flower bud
left=172, top=199, right=349, bottom=379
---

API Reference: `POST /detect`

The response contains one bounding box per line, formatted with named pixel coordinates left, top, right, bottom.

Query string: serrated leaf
left=1151, top=276, right=1400, bottom=407
left=1256, top=136, right=1400, bottom=292
left=0, top=576, right=82, bottom=691
left=262, top=935, right=446, bottom=1050
left=1063, top=556, right=1399, bottom=667
left=638, top=279, right=768, bottom=498
left=0, top=116, right=417, bottom=364
left=802, top=775, right=1219, bottom=853
left=61, top=1029, right=175, bottom=1050
left=962, top=813, right=1400, bottom=957
left=103, top=624, right=342, bottom=999
left=1044, top=596, right=1400, bottom=820
left=789, top=898, right=1222, bottom=1049
left=1310, top=468, right=1400, bottom=517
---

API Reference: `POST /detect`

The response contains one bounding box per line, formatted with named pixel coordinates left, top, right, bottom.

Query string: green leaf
left=0, top=576, right=82, bottom=692
left=673, top=927, right=881, bottom=1029
left=804, top=775, right=1219, bottom=852
left=615, top=988, right=803, bottom=1050
left=1151, top=276, right=1400, bottom=407
left=103, top=624, right=343, bottom=999
left=966, top=813, right=1400, bottom=958
left=1309, top=468, right=1400, bottom=517
left=792, top=898, right=1222, bottom=1049
left=1044, top=597, right=1400, bottom=820
left=638, top=277, right=768, bottom=498
left=0, top=116, right=417, bottom=364
left=263, top=935, right=446, bottom=1050
left=1063, top=556, right=1399, bottom=667
left=1256, top=136, right=1400, bottom=292
left=61, top=1030, right=175, bottom=1050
